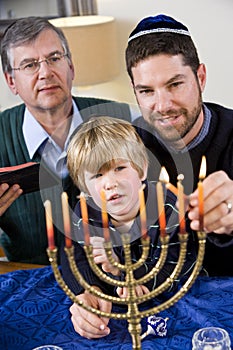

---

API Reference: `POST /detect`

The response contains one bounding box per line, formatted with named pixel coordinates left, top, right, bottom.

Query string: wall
left=0, top=0, right=232, bottom=111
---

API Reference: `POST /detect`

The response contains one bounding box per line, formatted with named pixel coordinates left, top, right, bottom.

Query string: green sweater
left=0, top=96, right=131, bottom=264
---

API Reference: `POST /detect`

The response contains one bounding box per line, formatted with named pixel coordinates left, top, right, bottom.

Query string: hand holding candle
left=44, top=200, right=55, bottom=250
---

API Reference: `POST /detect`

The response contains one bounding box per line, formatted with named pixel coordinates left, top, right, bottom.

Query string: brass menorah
left=47, top=229, right=206, bottom=350
left=46, top=158, right=207, bottom=350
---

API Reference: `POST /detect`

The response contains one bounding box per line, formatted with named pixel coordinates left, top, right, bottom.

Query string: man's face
left=132, top=54, right=206, bottom=147
left=5, top=29, right=74, bottom=115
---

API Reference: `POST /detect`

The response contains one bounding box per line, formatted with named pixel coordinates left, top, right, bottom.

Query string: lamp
left=50, top=16, right=120, bottom=86
left=57, top=0, right=98, bottom=16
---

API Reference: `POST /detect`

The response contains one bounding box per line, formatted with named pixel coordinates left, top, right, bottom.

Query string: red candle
left=177, top=175, right=186, bottom=234
left=156, top=181, right=166, bottom=237
left=80, top=192, right=90, bottom=245
left=139, top=184, right=147, bottom=238
left=198, top=156, right=207, bottom=231
left=100, top=189, right=110, bottom=242
left=61, top=192, right=72, bottom=248
left=160, top=166, right=178, bottom=197
left=44, top=200, right=55, bottom=250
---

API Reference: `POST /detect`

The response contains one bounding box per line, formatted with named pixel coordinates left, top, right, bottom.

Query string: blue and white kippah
left=128, top=14, right=190, bottom=42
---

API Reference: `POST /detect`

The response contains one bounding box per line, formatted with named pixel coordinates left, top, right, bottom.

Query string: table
left=0, top=261, right=45, bottom=274
left=0, top=266, right=233, bottom=350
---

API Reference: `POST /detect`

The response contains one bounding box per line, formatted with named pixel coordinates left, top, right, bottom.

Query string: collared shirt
left=183, top=104, right=211, bottom=151
left=23, top=99, right=83, bottom=178
left=153, top=104, right=212, bottom=154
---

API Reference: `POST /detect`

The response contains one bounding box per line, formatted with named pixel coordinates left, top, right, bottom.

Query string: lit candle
left=156, top=181, right=166, bottom=237
left=160, top=166, right=178, bottom=197
left=44, top=200, right=55, bottom=250
left=198, top=156, right=207, bottom=231
left=61, top=192, right=72, bottom=248
left=139, top=184, right=147, bottom=238
left=100, top=189, right=110, bottom=242
left=80, top=192, right=90, bottom=245
left=177, top=174, right=186, bottom=234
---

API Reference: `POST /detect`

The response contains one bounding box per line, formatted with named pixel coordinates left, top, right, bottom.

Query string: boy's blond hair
left=67, top=116, right=149, bottom=192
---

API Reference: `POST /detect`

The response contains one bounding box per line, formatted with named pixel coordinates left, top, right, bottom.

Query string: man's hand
left=0, top=184, right=23, bottom=216
left=69, top=287, right=112, bottom=339
left=188, top=171, right=233, bottom=234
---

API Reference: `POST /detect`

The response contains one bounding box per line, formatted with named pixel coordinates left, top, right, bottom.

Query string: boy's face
left=84, top=160, right=147, bottom=223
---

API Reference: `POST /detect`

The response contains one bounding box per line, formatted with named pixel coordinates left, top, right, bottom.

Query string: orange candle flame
left=100, top=189, right=110, bottom=242
left=44, top=200, right=55, bottom=250
left=61, top=192, right=72, bottom=248
left=199, top=156, right=207, bottom=181
left=160, top=166, right=178, bottom=197
left=80, top=192, right=90, bottom=245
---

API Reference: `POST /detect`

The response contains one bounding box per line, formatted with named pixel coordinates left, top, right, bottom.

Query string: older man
left=0, top=16, right=131, bottom=264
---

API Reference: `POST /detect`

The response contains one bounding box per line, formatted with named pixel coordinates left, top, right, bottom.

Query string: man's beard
left=147, top=95, right=203, bottom=143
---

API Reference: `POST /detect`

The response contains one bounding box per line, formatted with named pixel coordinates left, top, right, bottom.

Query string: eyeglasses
left=12, top=53, right=68, bottom=75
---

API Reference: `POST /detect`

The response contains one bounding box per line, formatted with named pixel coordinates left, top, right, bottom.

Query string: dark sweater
left=0, top=96, right=131, bottom=264
left=134, top=102, right=233, bottom=276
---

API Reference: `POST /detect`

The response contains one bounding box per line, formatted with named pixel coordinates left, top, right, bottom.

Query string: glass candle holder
left=192, top=327, right=231, bottom=350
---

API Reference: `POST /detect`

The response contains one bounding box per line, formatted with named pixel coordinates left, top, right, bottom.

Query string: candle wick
left=77, top=192, right=90, bottom=199
left=177, top=173, right=184, bottom=182
left=140, top=183, right=146, bottom=191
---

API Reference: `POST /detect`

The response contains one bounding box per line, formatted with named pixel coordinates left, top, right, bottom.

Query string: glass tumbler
left=192, top=327, right=231, bottom=350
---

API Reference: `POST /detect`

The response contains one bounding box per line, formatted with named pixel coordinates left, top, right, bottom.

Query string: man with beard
left=60, top=14, right=233, bottom=340
left=126, top=14, right=233, bottom=276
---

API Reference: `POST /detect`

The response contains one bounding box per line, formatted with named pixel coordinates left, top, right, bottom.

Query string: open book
left=0, top=162, right=59, bottom=194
